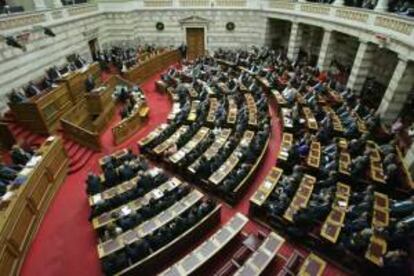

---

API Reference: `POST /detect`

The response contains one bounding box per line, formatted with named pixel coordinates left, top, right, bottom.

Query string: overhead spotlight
left=33, top=25, right=56, bottom=37
left=43, top=27, right=56, bottom=37
left=0, top=35, right=26, bottom=51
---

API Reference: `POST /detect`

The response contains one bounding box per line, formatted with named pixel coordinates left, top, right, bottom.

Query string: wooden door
left=186, top=28, right=205, bottom=61
left=88, top=38, right=98, bottom=61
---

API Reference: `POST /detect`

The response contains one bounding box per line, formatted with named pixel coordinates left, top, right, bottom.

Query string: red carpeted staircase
left=62, top=138, right=95, bottom=174
left=2, top=110, right=95, bottom=174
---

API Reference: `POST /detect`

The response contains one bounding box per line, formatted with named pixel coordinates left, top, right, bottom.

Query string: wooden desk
left=244, top=93, right=258, bottom=127
left=283, top=174, right=316, bottom=222
left=88, top=175, right=138, bottom=207
left=338, top=152, right=351, bottom=175
left=59, top=62, right=101, bottom=103
left=355, top=113, right=368, bottom=134
left=298, top=253, right=327, bottom=276
left=306, top=142, right=321, bottom=169
left=138, top=123, right=168, bottom=148
left=227, top=97, right=238, bottom=125
left=98, top=149, right=128, bottom=168
left=187, top=100, right=200, bottom=123
left=302, top=107, right=318, bottom=131
left=234, top=232, right=285, bottom=276
left=250, top=167, right=283, bottom=208
left=327, top=89, right=343, bottom=104
left=9, top=83, right=73, bottom=134
left=278, top=133, right=294, bottom=162
left=188, top=129, right=232, bottom=174
left=372, top=192, right=389, bottom=228
left=365, top=235, right=387, bottom=267
left=169, top=127, right=210, bottom=164
left=124, top=50, right=180, bottom=84
left=116, top=204, right=221, bottom=276
left=207, top=97, right=219, bottom=124
left=272, top=89, right=287, bottom=106
left=209, top=131, right=255, bottom=185
left=97, top=189, right=203, bottom=258
left=86, top=75, right=116, bottom=115
left=0, top=137, right=69, bottom=276
left=160, top=213, right=248, bottom=276
left=92, top=178, right=181, bottom=230
left=323, top=106, right=343, bottom=133
left=370, top=158, right=386, bottom=184
left=320, top=183, right=351, bottom=244
left=281, top=108, right=293, bottom=129
left=153, top=125, right=189, bottom=155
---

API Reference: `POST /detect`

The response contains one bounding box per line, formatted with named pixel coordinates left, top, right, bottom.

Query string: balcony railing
left=0, top=1, right=413, bottom=50
left=0, top=3, right=98, bottom=31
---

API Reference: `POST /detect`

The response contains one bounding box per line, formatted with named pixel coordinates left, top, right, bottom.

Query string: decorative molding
left=0, top=13, right=46, bottom=31
left=215, top=0, right=247, bottom=7
left=179, top=0, right=211, bottom=7
left=269, top=2, right=295, bottom=10
left=144, top=0, right=173, bottom=7
left=374, top=16, right=413, bottom=35
left=335, top=9, right=368, bottom=23
left=300, top=4, right=330, bottom=15
left=67, top=4, right=98, bottom=16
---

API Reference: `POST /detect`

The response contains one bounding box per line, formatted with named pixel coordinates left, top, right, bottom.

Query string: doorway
left=186, top=28, right=205, bottom=60
left=88, top=38, right=98, bottom=61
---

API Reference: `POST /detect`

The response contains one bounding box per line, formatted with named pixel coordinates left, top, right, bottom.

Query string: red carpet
left=20, top=71, right=346, bottom=276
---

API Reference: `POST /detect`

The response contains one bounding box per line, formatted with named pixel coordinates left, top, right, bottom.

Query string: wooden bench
left=188, top=128, right=232, bottom=174
left=153, top=125, right=189, bottom=156
left=297, top=253, right=327, bottom=276
left=244, top=93, right=258, bottom=127
left=169, top=127, right=210, bottom=164
left=116, top=204, right=222, bottom=275
left=278, top=133, right=294, bottom=162
left=306, top=142, right=321, bottom=169
left=234, top=232, right=285, bottom=276
left=208, top=131, right=255, bottom=185
left=302, top=107, right=318, bottom=131
left=97, top=189, right=204, bottom=259
left=159, top=213, right=249, bottom=276
left=92, top=177, right=182, bottom=230
left=320, top=183, right=351, bottom=243
left=250, top=167, right=283, bottom=213
left=283, top=174, right=316, bottom=222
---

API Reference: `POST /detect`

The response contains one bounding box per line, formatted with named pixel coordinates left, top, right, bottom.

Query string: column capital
left=332, top=0, right=344, bottom=7
left=375, top=0, right=389, bottom=12
left=397, top=55, right=409, bottom=63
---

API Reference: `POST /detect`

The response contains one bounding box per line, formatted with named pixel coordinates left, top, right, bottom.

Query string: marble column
left=332, top=0, right=344, bottom=7
left=287, top=22, right=303, bottom=62
left=377, top=58, right=414, bottom=124
left=33, top=0, right=47, bottom=10
left=317, top=29, right=334, bottom=72
left=53, top=0, right=63, bottom=8
left=375, top=0, right=389, bottom=12
left=347, top=41, right=376, bottom=94
left=404, top=143, right=414, bottom=179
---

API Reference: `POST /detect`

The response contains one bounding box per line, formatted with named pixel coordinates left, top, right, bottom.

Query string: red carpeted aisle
left=20, top=72, right=346, bottom=276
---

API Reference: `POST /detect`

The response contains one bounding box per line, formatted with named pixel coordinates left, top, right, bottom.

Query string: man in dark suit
left=47, top=66, right=62, bottom=82
left=86, top=172, right=101, bottom=195
left=10, top=145, right=31, bottom=166
left=85, top=74, right=95, bottom=92
left=26, top=81, right=41, bottom=97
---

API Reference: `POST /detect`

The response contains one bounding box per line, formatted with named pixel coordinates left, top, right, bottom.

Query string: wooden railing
left=0, top=137, right=69, bottom=276
left=60, top=100, right=102, bottom=151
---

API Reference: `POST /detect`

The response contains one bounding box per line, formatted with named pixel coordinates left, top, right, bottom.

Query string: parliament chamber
left=0, top=0, right=414, bottom=276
